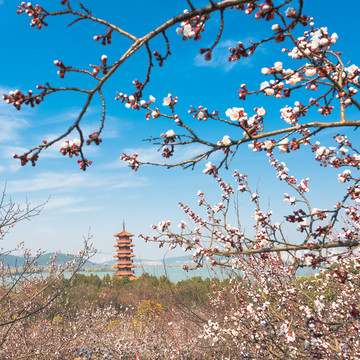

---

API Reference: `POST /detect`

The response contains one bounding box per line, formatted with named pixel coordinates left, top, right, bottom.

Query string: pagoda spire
left=113, top=223, right=137, bottom=280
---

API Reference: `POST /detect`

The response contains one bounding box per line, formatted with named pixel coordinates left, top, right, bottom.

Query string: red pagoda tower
left=113, top=222, right=137, bottom=280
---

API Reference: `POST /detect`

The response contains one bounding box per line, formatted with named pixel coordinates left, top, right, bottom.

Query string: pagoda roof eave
left=113, top=265, right=137, bottom=269
left=114, top=231, right=135, bottom=237
left=113, top=244, right=135, bottom=247
left=113, top=254, right=135, bottom=258
left=115, top=274, right=135, bottom=277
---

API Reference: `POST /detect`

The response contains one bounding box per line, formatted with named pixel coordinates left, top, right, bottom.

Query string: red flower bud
left=204, top=52, right=212, bottom=61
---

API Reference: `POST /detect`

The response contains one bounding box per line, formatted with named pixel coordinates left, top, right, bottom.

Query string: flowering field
left=0, top=257, right=359, bottom=359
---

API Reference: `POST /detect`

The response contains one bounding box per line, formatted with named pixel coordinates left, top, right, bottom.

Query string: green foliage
left=61, top=272, right=213, bottom=310
left=175, top=276, right=212, bottom=305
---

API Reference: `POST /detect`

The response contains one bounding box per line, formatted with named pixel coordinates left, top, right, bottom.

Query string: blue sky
left=1, top=0, right=359, bottom=262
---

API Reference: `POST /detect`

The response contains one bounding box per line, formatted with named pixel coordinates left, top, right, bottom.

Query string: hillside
left=0, top=252, right=98, bottom=269
left=0, top=253, right=192, bottom=269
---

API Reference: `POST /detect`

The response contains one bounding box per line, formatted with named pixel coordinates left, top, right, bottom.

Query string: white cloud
left=194, top=39, right=254, bottom=72
left=39, top=107, right=98, bottom=126
left=124, top=142, right=209, bottom=164
left=60, top=206, right=103, bottom=214
left=172, top=143, right=209, bottom=162
left=6, top=172, right=86, bottom=193
left=105, top=142, right=211, bottom=172
left=101, top=147, right=164, bottom=170
left=39, top=108, right=121, bottom=141
left=45, top=196, right=83, bottom=210
left=0, top=145, right=27, bottom=173
left=113, top=177, right=149, bottom=189
left=5, top=170, right=149, bottom=194
left=0, top=162, right=21, bottom=173
left=36, top=110, right=121, bottom=157
left=0, top=145, right=28, bottom=158
left=0, top=96, right=30, bottom=143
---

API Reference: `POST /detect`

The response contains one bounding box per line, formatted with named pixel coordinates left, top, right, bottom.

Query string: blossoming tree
left=3, top=1, right=360, bottom=357
left=5, top=0, right=359, bottom=254
left=0, top=191, right=96, bottom=357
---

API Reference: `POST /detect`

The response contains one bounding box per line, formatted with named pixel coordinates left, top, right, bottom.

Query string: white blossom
left=182, top=24, right=192, bottom=37
left=305, top=67, right=317, bottom=77
left=274, top=61, right=283, bottom=72
left=247, top=116, right=256, bottom=126
left=222, top=135, right=231, bottom=146
left=163, top=93, right=172, bottom=106
left=287, top=73, right=302, bottom=86
left=225, top=107, right=246, bottom=121
left=197, top=111, right=206, bottom=120
left=203, top=161, right=213, bottom=174
left=73, top=138, right=81, bottom=147
left=285, top=7, right=296, bottom=17
left=278, top=138, right=289, bottom=153
left=320, top=38, right=329, bottom=46
left=260, top=81, right=275, bottom=96
left=257, top=107, right=266, bottom=116
left=262, top=140, right=273, bottom=150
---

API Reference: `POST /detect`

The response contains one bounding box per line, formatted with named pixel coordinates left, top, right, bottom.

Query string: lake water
left=68, top=266, right=220, bottom=283
left=67, top=265, right=316, bottom=283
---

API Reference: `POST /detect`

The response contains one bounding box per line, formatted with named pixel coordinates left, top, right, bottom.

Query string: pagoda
left=113, top=222, right=138, bottom=280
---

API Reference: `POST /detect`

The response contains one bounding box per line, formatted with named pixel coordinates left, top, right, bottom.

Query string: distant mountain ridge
left=0, top=253, right=97, bottom=268
left=0, top=253, right=193, bottom=268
